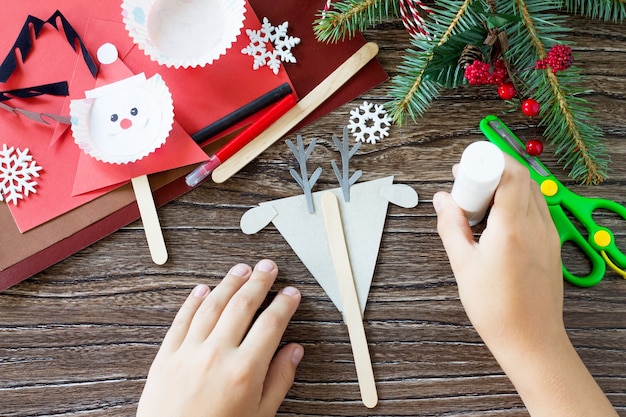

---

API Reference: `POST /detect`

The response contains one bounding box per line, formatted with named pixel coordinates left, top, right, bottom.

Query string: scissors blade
left=487, top=119, right=549, bottom=177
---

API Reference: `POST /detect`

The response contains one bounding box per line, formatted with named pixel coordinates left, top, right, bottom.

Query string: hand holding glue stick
left=433, top=155, right=618, bottom=416
left=451, top=141, right=505, bottom=226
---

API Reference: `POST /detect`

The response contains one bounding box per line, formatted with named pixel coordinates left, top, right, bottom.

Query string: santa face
left=70, top=73, right=174, bottom=164
left=88, top=86, right=162, bottom=159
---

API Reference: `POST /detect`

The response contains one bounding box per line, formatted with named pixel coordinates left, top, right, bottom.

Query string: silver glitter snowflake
left=241, top=17, right=300, bottom=75
left=0, top=144, right=42, bottom=205
left=348, top=101, right=392, bottom=144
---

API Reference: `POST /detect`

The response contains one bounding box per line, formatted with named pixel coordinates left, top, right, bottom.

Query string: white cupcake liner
left=122, top=0, right=247, bottom=68
left=70, top=73, right=174, bottom=164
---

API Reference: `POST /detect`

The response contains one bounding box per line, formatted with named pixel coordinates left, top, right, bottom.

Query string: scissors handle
left=480, top=115, right=626, bottom=286
left=555, top=184, right=626, bottom=272
left=549, top=205, right=606, bottom=287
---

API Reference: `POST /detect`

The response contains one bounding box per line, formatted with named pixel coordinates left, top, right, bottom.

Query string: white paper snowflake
left=241, top=27, right=269, bottom=70
left=0, top=144, right=43, bottom=205
left=348, top=101, right=392, bottom=144
left=271, top=21, right=300, bottom=64
left=241, top=17, right=300, bottom=75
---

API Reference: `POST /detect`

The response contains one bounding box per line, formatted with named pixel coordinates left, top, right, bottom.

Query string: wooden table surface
left=1, top=14, right=624, bottom=417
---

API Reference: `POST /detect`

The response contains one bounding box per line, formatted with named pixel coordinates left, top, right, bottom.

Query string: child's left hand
left=136, top=259, right=303, bottom=417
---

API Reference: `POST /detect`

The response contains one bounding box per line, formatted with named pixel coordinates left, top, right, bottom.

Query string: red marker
left=185, top=93, right=297, bottom=187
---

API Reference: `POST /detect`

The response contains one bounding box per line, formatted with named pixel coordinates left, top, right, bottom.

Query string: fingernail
left=229, top=263, right=249, bottom=277
left=291, top=345, right=304, bottom=366
left=281, top=286, right=299, bottom=297
left=256, top=259, right=275, bottom=272
left=432, top=192, right=443, bottom=214
left=193, top=284, right=209, bottom=298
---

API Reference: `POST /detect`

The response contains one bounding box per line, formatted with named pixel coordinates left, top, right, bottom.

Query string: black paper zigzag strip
left=0, top=10, right=97, bottom=83
left=0, top=81, right=69, bottom=102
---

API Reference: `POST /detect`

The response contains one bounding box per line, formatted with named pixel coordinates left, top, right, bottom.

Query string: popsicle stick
left=321, top=191, right=378, bottom=409
left=212, top=42, right=379, bottom=183
left=130, top=175, right=168, bottom=265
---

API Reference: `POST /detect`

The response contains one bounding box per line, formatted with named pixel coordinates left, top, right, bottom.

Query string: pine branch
left=426, top=25, right=487, bottom=87
left=537, top=68, right=608, bottom=184
left=388, top=0, right=486, bottom=124
left=312, top=0, right=615, bottom=183
left=502, top=0, right=608, bottom=183
left=388, top=49, right=441, bottom=124
left=560, top=0, right=626, bottom=22
left=314, top=0, right=399, bottom=42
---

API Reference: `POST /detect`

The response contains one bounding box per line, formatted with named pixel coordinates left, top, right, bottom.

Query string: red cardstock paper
left=0, top=0, right=389, bottom=290
left=0, top=0, right=293, bottom=232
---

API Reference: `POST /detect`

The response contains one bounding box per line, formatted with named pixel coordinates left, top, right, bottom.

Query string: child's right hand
left=434, top=154, right=617, bottom=416
left=434, top=155, right=564, bottom=357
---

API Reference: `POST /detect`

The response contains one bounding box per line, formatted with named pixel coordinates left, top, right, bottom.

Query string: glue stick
left=451, top=141, right=505, bottom=226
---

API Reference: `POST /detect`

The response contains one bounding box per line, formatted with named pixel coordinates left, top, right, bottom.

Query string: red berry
left=464, top=60, right=509, bottom=86
left=489, top=59, right=508, bottom=85
left=526, top=139, right=544, bottom=156
left=535, top=45, right=573, bottom=73
left=464, top=60, right=491, bottom=85
left=521, top=98, right=540, bottom=117
left=498, top=83, right=516, bottom=100
left=545, top=44, right=573, bottom=73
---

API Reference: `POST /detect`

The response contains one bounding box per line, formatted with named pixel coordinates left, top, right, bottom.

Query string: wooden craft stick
left=321, top=191, right=378, bottom=409
left=130, top=175, right=168, bottom=265
left=212, top=42, right=379, bottom=183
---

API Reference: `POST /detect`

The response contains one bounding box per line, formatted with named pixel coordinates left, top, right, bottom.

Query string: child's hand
left=434, top=155, right=564, bottom=356
left=136, top=259, right=303, bottom=417
left=434, top=155, right=617, bottom=416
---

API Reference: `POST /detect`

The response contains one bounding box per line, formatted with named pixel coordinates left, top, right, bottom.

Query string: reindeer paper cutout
left=241, top=129, right=417, bottom=407
left=240, top=128, right=418, bottom=314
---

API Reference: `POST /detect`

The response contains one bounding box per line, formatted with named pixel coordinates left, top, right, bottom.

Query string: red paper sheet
left=0, top=0, right=293, bottom=232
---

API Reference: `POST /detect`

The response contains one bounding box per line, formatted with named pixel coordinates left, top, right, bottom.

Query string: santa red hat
left=86, top=43, right=146, bottom=99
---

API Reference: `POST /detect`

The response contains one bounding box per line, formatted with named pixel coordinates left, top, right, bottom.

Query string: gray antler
left=331, top=126, right=362, bottom=202
left=286, top=135, right=322, bottom=213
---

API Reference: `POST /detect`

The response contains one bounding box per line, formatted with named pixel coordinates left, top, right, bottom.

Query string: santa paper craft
left=69, top=44, right=207, bottom=264
left=0, top=2, right=295, bottom=232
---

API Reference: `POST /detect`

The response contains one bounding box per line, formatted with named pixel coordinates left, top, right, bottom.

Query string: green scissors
left=480, top=115, right=626, bottom=287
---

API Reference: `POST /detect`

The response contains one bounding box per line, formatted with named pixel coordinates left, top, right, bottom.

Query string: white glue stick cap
left=451, top=141, right=505, bottom=226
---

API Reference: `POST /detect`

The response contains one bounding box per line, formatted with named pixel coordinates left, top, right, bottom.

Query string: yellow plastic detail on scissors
left=540, top=179, right=558, bottom=197
left=600, top=251, right=626, bottom=278
left=593, top=230, right=612, bottom=248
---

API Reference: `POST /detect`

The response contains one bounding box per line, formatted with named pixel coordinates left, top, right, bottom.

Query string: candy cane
left=399, top=0, right=432, bottom=39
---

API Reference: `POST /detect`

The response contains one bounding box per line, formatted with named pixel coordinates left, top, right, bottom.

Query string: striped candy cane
left=321, top=0, right=333, bottom=18
left=399, top=0, right=433, bottom=39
